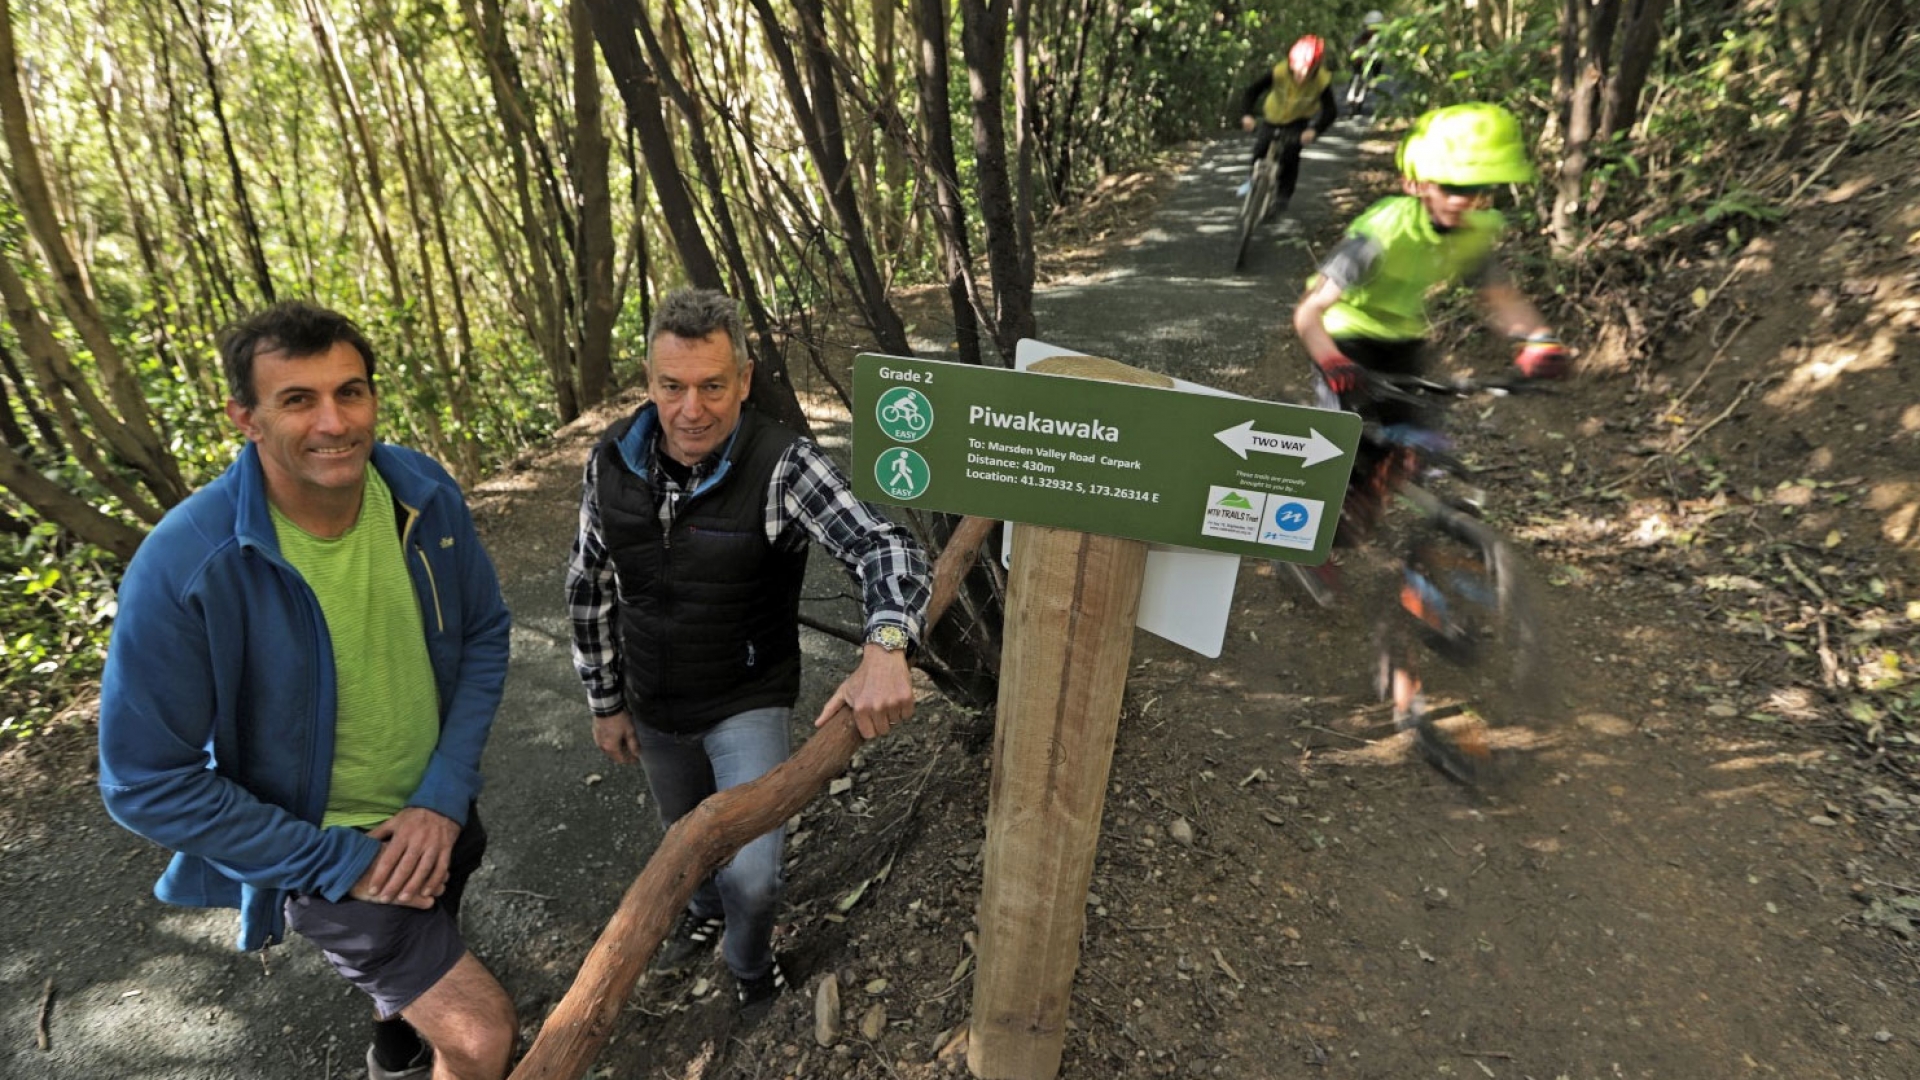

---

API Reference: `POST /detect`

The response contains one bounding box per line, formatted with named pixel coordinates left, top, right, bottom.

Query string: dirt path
left=4, top=125, right=1916, bottom=1079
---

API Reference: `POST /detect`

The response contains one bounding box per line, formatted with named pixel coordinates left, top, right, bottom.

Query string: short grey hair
left=647, top=287, right=750, bottom=372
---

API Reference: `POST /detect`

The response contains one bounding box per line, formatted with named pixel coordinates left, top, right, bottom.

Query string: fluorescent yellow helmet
left=1398, top=103, right=1536, bottom=186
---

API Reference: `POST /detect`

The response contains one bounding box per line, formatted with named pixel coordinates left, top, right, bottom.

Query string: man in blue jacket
left=98, top=302, right=516, bottom=1080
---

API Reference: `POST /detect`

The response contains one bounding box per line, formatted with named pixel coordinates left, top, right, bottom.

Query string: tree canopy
left=1, top=0, right=1911, bottom=735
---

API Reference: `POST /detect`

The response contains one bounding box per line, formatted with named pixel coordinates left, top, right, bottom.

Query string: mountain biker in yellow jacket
left=1290, top=104, right=1570, bottom=594
left=1237, top=35, right=1338, bottom=214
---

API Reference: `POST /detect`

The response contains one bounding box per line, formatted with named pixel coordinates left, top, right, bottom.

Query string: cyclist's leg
left=1241, top=122, right=1277, bottom=196
left=1248, top=121, right=1277, bottom=167
left=1326, top=337, right=1426, bottom=542
left=1275, top=122, right=1308, bottom=208
left=1344, top=337, right=1439, bottom=434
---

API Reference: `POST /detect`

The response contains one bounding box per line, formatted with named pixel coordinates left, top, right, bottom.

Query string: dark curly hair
left=219, top=301, right=378, bottom=408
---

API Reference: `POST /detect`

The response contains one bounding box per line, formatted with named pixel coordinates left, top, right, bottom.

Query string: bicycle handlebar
left=1361, top=370, right=1557, bottom=405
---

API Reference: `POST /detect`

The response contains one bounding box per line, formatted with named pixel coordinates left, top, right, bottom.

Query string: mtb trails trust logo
left=1200, top=486, right=1264, bottom=542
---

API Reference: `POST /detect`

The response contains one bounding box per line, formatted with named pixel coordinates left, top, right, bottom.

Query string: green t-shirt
left=272, top=467, right=440, bottom=828
left=1315, top=195, right=1505, bottom=341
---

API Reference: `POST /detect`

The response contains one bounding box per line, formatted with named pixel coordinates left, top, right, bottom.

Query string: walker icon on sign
left=876, top=386, right=933, bottom=442
left=877, top=447, right=930, bottom=500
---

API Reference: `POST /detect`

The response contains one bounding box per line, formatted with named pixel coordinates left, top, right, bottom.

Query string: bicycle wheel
left=1373, top=499, right=1551, bottom=783
left=1233, top=160, right=1275, bottom=271
left=1233, top=178, right=1261, bottom=271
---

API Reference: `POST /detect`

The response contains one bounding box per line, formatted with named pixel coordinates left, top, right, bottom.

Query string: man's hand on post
left=592, top=710, right=641, bottom=765
left=814, top=643, right=915, bottom=740
left=352, top=807, right=459, bottom=908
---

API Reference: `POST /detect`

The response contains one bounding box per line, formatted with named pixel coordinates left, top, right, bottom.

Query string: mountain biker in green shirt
left=1291, top=103, right=1570, bottom=594
left=1236, top=35, right=1338, bottom=214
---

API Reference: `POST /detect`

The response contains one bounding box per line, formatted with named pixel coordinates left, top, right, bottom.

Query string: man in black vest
left=565, top=287, right=930, bottom=1015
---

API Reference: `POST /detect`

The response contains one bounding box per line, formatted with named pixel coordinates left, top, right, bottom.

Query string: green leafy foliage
left=0, top=526, right=114, bottom=741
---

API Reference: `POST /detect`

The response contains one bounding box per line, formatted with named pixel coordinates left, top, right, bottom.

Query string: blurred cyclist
left=1346, top=10, right=1388, bottom=114
left=1289, top=103, right=1570, bottom=601
left=1236, top=35, right=1339, bottom=214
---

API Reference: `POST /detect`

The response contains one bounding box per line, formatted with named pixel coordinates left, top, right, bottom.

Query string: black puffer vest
left=594, top=407, right=808, bottom=733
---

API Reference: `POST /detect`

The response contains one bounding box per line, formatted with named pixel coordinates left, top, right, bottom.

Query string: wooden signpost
left=962, top=356, right=1157, bottom=1079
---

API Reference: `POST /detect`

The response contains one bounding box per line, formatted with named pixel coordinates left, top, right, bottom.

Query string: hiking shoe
left=657, top=911, right=724, bottom=972
left=366, top=1043, right=432, bottom=1080
left=735, top=957, right=789, bottom=1024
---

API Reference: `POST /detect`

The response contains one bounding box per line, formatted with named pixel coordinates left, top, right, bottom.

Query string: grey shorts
left=284, top=809, right=487, bottom=1019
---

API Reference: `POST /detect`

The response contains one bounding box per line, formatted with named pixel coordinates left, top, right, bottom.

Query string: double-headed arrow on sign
left=1213, top=421, right=1345, bottom=467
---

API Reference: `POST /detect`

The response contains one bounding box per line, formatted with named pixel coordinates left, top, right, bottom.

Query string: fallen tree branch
left=1602, top=378, right=1767, bottom=494
left=1670, top=313, right=1754, bottom=412
left=36, top=978, right=52, bottom=1051
left=507, top=516, right=997, bottom=1080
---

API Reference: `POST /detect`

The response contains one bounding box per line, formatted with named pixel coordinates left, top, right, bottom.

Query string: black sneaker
left=735, top=957, right=788, bottom=1023
left=366, top=1043, right=432, bottom=1080
left=656, top=910, right=724, bottom=972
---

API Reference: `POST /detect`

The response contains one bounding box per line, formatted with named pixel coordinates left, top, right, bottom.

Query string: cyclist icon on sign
left=876, top=386, right=933, bottom=443
left=875, top=447, right=930, bottom=500
left=883, top=398, right=925, bottom=429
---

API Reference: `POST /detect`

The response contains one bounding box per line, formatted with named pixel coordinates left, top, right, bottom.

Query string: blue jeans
left=634, top=706, right=789, bottom=981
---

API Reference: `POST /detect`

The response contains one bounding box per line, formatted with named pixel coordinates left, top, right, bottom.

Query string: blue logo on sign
left=1272, top=502, right=1310, bottom=532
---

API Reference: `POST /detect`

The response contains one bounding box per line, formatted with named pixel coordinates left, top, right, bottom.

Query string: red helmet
left=1288, top=35, right=1326, bottom=81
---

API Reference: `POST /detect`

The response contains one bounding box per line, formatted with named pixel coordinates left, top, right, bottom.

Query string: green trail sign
left=852, top=354, right=1363, bottom=562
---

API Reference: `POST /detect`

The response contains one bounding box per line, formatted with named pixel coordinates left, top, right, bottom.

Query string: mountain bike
left=1293, top=371, right=1554, bottom=783
left=1233, top=126, right=1299, bottom=272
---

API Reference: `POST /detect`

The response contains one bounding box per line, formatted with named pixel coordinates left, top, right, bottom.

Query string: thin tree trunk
left=81, top=41, right=193, bottom=391
left=302, top=0, right=407, bottom=302
left=1600, top=0, right=1672, bottom=141
left=571, top=0, right=617, bottom=408
left=144, top=0, right=241, bottom=331
left=749, top=0, right=912, bottom=357
left=462, top=0, right=580, bottom=422
left=365, top=33, right=462, bottom=476
left=1550, top=0, right=1609, bottom=252
left=0, top=440, right=146, bottom=560
left=958, top=0, right=1036, bottom=359
left=0, top=0, right=185, bottom=504
left=1012, top=0, right=1035, bottom=270
left=912, top=0, right=985, bottom=367
left=870, top=0, right=909, bottom=256
left=172, top=0, right=275, bottom=303
left=0, top=256, right=169, bottom=524
left=0, top=341, right=60, bottom=453
left=1043, top=0, right=1098, bottom=204
left=585, top=0, right=726, bottom=289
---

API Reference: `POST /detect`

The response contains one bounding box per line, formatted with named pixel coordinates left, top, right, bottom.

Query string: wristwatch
left=866, top=624, right=911, bottom=654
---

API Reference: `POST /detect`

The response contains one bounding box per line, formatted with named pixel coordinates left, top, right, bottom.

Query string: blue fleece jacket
left=98, top=442, right=511, bottom=950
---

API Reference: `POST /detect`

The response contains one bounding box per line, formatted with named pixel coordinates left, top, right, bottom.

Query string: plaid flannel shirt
left=566, top=427, right=931, bottom=718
